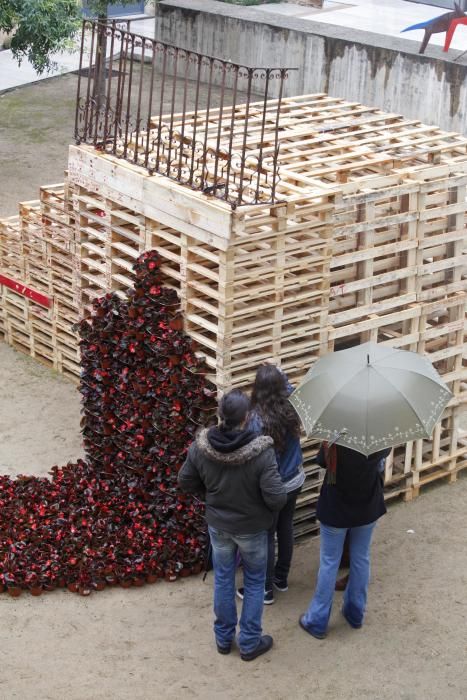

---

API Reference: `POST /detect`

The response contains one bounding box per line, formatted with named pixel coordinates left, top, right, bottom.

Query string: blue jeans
left=208, top=526, right=267, bottom=654
left=302, top=521, right=377, bottom=636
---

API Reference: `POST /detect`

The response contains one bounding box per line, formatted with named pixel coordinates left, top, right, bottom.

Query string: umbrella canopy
left=289, top=342, right=452, bottom=457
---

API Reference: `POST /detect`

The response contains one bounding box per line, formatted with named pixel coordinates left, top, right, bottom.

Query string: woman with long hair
left=237, top=364, right=304, bottom=605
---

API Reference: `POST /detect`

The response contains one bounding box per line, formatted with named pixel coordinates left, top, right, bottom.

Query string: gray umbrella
left=289, top=342, right=452, bottom=456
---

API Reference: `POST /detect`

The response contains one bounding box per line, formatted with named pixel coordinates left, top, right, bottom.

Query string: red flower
left=0, top=251, right=216, bottom=595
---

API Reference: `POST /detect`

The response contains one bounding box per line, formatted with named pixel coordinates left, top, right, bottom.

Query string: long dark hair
left=250, top=365, right=301, bottom=452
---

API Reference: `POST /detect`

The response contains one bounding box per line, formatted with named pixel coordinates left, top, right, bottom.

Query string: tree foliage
left=0, top=0, right=141, bottom=74
left=0, top=0, right=81, bottom=73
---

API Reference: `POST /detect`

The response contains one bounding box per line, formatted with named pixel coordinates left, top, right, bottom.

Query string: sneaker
left=273, top=577, right=288, bottom=592
left=240, top=635, right=273, bottom=661
left=216, top=642, right=232, bottom=655
left=237, top=587, right=275, bottom=605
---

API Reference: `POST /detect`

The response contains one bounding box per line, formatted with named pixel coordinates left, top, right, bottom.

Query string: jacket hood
left=196, top=428, right=274, bottom=465
left=207, top=426, right=258, bottom=454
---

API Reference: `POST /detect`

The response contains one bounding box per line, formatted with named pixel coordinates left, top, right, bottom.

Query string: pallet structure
left=0, top=186, right=80, bottom=380
left=1, top=93, right=467, bottom=537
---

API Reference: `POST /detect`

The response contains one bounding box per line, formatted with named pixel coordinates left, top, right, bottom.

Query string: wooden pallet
left=40, top=182, right=75, bottom=233
left=418, top=293, right=466, bottom=396
left=2, top=90, right=467, bottom=538
left=392, top=404, right=467, bottom=499
left=0, top=216, right=24, bottom=280
left=182, top=197, right=334, bottom=389
left=109, top=203, right=146, bottom=294
left=146, top=219, right=184, bottom=290
left=0, top=281, right=81, bottom=378
left=151, top=93, right=467, bottom=201
left=0, top=284, right=55, bottom=365
left=73, top=189, right=110, bottom=312
left=1, top=286, right=32, bottom=355
left=66, top=96, right=467, bottom=392
left=327, top=294, right=466, bottom=399
left=0, top=258, right=80, bottom=381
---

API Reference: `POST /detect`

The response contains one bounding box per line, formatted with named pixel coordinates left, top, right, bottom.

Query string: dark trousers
left=340, top=531, right=351, bottom=569
left=265, top=487, right=301, bottom=590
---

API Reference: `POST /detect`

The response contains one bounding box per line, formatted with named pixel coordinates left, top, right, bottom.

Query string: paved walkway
left=1, top=2, right=466, bottom=94
left=0, top=16, right=155, bottom=93
left=255, top=0, right=467, bottom=51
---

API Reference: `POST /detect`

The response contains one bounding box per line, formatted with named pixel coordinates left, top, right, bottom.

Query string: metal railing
left=74, top=20, right=295, bottom=208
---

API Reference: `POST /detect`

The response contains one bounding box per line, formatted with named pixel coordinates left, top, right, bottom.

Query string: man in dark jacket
left=178, top=389, right=286, bottom=661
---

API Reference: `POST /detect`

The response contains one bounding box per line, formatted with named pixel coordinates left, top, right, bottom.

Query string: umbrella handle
left=327, top=428, right=348, bottom=448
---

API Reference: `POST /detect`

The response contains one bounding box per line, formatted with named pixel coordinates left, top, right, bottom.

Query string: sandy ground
left=1, top=71, right=467, bottom=700
left=0, top=344, right=84, bottom=475
left=1, top=342, right=467, bottom=700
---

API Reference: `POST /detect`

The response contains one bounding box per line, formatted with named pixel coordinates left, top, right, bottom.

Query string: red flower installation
left=0, top=251, right=217, bottom=596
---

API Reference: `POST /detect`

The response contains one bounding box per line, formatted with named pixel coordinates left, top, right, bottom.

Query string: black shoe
left=216, top=642, right=232, bottom=655
left=341, top=607, right=362, bottom=629
left=273, top=577, right=288, bottom=592
left=298, top=614, right=326, bottom=640
left=237, top=587, right=275, bottom=605
left=335, top=574, right=349, bottom=592
left=240, top=635, right=273, bottom=661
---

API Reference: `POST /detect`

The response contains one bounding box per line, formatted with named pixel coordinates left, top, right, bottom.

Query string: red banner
left=0, top=274, right=51, bottom=308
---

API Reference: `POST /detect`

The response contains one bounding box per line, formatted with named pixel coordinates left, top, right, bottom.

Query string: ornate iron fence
left=74, top=20, right=295, bottom=208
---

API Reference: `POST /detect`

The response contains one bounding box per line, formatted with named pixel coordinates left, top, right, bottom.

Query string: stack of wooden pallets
left=1, top=93, right=466, bottom=533
left=180, top=196, right=334, bottom=390
left=0, top=184, right=80, bottom=379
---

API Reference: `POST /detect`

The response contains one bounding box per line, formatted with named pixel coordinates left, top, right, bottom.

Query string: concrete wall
left=155, top=0, right=467, bottom=135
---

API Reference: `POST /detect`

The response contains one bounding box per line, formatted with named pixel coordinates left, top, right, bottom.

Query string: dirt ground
left=0, top=75, right=77, bottom=216
left=1, top=342, right=467, bottom=700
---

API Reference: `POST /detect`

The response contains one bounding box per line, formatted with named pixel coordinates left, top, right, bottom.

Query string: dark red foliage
left=0, top=251, right=217, bottom=595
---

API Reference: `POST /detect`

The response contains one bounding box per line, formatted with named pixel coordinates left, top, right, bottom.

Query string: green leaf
left=0, top=0, right=146, bottom=75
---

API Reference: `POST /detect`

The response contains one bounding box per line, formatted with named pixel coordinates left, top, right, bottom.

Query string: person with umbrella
left=290, top=342, right=451, bottom=639
left=335, top=449, right=387, bottom=592
left=299, top=440, right=391, bottom=637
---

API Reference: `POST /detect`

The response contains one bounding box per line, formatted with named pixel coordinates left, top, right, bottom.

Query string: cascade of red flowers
left=0, top=251, right=217, bottom=596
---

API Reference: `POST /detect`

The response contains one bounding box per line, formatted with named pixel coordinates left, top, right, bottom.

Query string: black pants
left=339, top=531, right=351, bottom=569
left=265, top=487, right=301, bottom=591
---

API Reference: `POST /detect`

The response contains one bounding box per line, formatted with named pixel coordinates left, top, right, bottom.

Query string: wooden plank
left=68, top=145, right=233, bottom=246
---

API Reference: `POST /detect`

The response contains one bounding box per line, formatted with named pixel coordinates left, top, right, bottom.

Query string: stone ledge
left=157, top=0, right=467, bottom=66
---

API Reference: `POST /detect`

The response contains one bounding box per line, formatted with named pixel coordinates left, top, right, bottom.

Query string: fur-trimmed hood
left=179, top=428, right=287, bottom=533
left=196, top=428, right=274, bottom=465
